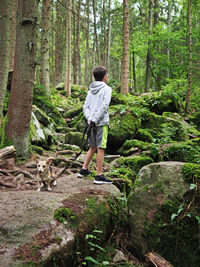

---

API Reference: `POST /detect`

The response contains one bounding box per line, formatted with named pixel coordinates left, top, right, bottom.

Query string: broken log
left=0, top=146, right=16, bottom=167
left=145, top=252, right=174, bottom=267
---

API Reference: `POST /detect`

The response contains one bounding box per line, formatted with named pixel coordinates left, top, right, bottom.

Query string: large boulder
left=142, top=113, right=188, bottom=142
left=108, top=109, right=141, bottom=152
left=128, top=162, right=189, bottom=258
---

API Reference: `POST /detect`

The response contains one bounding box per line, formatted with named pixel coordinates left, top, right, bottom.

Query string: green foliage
left=142, top=90, right=184, bottom=115
left=0, top=114, right=13, bottom=148
left=33, top=83, right=64, bottom=126
left=108, top=110, right=141, bottom=150
left=182, top=163, right=200, bottom=183
left=134, top=128, right=153, bottom=143
left=54, top=207, right=76, bottom=224
left=120, top=156, right=154, bottom=177
left=145, top=199, right=200, bottom=266
left=161, top=143, right=200, bottom=163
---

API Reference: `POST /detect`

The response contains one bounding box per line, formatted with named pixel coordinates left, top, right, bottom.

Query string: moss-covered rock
left=117, top=139, right=152, bottom=156
left=63, top=104, right=83, bottom=119
left=128, top=161, right=200, bottom=266
left=120, top=156, right=154, bottom=175
left=128, top=162, right=190, bottom=262
left=108, top=109, right=141, bottom=151
left=141, top=90, right=183, bottom=115
left=33, top=84, right=65, bottom=126
left=134, top=128, right=153, bottom=143
left=142, top=113, right=188, bottom=142
left=161, top=142, right=200, bottom=163
left=65, top=131, right=84, bottom=147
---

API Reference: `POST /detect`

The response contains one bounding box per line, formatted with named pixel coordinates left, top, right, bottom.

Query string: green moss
left=0, top=114, right=13, bottom=148
left=54, top=207, right=76, bottom=225
left=134, top=128, right=153, bottom=143
left=65, top=131, right=84, bottom=147
left=108, top=110, right=141, bottom=149
left=162, top=143, right=200, bottom=163
left=31, top=145, right=43, bottom=155
left=145, top=199, right=200, bottom=266
left=182, top=163, right=200, bottom=183
left=33, top=84, right=64, bottom=126
left=63, top=104, right=83, bottom=119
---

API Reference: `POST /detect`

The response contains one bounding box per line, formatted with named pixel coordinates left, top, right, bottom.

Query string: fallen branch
left=0, top=179, right=16, bottom=188
left=145, top=252, right=174, bottom=267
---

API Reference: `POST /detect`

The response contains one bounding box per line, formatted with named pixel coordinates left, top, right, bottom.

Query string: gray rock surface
left=0, top=174, right=119, bottom=267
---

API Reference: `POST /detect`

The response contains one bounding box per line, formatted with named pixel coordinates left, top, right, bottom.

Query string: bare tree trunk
left=121, top=0, right=129, bottom=94
left=185, top=0, right=192, bottom=112
left=9, top=0, right=17, bottom=71
left=77, top=0, right=82, bottom=85
left=72, top=0, right=77, bottom=84
left=5, top=0, right=38, bottom=157
left=0, top=0, right=11, bottom=124
left=92, top=0, right=100, bottom=65
left=153, top=0, right=160, bottom=90
left=64, top=0, right=71, bottom=96
left=106, top=0, right=111, bottom=70
left=132, top=49, right=137, bottom=92
left=54, top=1, right=63, bottom=86
left=50, top=3, right=54, bottom=84
left=145, top=0, right=153, bottom=92
left=84, top=0, right=90, bottom=85
left=166, top=0, right=171, bottom=79
left=40, top=0, right=51, bottom=95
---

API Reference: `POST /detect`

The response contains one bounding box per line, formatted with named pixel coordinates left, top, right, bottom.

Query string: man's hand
left=88, top=121, right=96, bottom=127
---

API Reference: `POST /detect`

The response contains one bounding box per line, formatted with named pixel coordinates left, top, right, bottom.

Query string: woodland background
left=0, top=0, right=199, bottom=156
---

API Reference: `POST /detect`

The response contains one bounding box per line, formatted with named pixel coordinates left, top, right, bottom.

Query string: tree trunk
left=153, top=0, right=160, bottom=90
left=54, top=0, right=63, bottom=86
left=132, top=49, right=137, bottom=92
left=50, top=3, right=55, bottom=84
left=0, top=0, right=11, bottom=125
left=185, top=0, right=192, bottom=112
left=92, top=0, right=100, bottom=65
left=72, top=0, right=77, bottom=84
left=106, top=0, right=111, bottom=70
left=77, top=0, right=82, bottom=85
left=64, top=0, right=71, bottom=96
left=84, top=0, right=90, bottom=86
left=40, top=0, right=51, bottom=95
left=166, top=0, right=171, bottom=79
left=121, top=0, right=129, bottom=94
left=5, top=0, right=38, bottom=157
left=145, top=0, right=153, bottom=92
left=9, top=0, right=17, bottom=71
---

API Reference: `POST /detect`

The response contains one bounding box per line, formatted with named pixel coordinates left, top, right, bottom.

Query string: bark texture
left=185, top=0, right=192, bottom=112
left=6, top=0, right=38, bottom=156
left=40, top=0, right=51, bottom=94
left=54, top=1, right=63, bottom=86
left=145, top=0, right=153, bottom=92
left=121, top=0, right=129, bottom=94
left=0, top=0, right=11, bottom=123
left=64, top=0, right=71, bottom=96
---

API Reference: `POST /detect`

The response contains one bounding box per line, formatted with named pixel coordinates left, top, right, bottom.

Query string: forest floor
left=0, top=163, right=119, bottom=267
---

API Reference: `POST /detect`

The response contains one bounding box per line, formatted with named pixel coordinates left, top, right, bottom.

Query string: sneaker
left=77, top=168, right=91, bottom=178
left=94, top=174, right=113, bottom=185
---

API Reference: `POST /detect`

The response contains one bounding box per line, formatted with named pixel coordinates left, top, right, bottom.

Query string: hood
left=89, top=81, right=106, bottom=94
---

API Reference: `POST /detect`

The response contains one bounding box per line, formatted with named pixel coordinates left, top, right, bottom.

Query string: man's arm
left=93, top=87, right=112, bottom=125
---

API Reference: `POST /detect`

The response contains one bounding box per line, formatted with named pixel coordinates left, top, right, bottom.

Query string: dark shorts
left=88, top=125, right=108, bottom=149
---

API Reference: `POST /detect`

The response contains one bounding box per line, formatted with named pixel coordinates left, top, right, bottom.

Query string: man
left=77, top=66, right=113, bottom=184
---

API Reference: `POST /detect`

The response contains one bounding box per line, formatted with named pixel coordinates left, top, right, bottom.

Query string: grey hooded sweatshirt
left=83, top=81, right=112, bottom=126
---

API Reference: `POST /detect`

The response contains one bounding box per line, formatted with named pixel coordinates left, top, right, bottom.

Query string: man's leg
left=96, top=147, right=104, bottom=175
left=82, top=146, right=97, bottom=169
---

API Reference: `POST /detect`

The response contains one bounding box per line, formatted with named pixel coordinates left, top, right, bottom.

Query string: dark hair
left=93, top=66, right=107, bottom=81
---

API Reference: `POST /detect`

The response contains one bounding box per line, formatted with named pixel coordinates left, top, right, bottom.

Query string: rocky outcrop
left=128, top=161, right=189, bottom=255
left=0, top=174, right=119, bottom=267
